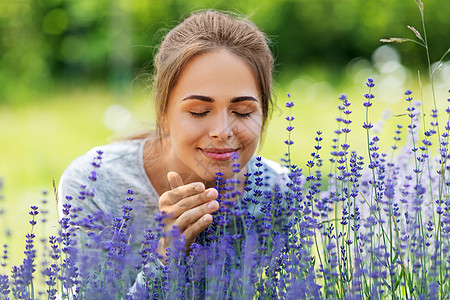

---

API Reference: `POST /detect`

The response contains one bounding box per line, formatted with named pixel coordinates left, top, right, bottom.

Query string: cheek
left=168, top=113, right=206, bottom=138
left=169, top=120, right=205, bottom=149
left=235, top=118, right=262, bottom=145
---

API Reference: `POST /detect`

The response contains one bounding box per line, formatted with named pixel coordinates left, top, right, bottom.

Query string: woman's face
left=162, top=49, right=263, bottom=183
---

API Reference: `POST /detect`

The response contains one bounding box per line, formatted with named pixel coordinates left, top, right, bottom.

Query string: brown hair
left=153, top=10, right=274, bottom=137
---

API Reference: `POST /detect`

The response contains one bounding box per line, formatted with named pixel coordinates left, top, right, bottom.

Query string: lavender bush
left=1, top=0, right=449, bottom=299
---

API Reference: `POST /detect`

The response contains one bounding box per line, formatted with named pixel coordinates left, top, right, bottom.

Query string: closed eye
left=189, top=111, right=210, bottom=118
left=233, top=112, right=252, bottom=119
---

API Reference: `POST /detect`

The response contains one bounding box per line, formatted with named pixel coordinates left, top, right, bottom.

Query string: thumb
left=167, top=171, right=184, bottom=190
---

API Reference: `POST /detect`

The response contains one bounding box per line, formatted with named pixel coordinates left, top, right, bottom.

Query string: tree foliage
left=1, top=0, right=449, bottom=103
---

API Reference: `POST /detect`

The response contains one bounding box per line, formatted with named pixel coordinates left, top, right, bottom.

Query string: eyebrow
left=182, top=95, right=259, bottom=103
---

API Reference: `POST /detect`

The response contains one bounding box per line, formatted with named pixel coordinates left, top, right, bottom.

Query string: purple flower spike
left=88, top=171, right=97, bottom=182
left=364, top=93, right=375, bottom=99
left=363, top=122, right=373, bottom=129
left=366, top=78, right=375, bottom=88
left=0, top=274, right=9, bottom=297
left=91, top=150, right=103, bottom=168
left=285, top=140, right=294, bottom=145
left=231, top=151, right=239, bottom=161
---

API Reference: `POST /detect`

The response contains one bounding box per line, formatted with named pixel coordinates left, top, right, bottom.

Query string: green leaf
left=393, top=267, right=404, bottom=292
left=382, top=277, right=391, bottom=290
left=391, top=251, right=399, bottom=265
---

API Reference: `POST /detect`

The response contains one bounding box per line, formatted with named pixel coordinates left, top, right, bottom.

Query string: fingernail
left=206, top=189, right=216, bottom=198
left=202, top=214, right=212, bottom=223
left=208, top=200, right=218, bottom=210
left=195, top=183, right=204, bottom=192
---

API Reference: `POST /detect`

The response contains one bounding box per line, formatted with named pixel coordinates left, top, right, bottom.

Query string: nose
left=209, top=114, right=233, bottom=141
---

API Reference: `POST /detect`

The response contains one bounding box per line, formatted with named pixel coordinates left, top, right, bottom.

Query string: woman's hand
left=157, top=171, right=219, bottom=262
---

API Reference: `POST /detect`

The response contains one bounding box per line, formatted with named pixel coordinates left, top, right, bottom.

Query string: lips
left=201, top=148, right=238, bottom=161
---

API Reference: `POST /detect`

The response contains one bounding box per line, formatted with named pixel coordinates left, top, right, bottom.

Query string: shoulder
left=60, top=139, right=145, bottom=181
left=258, top=156, right=289, bottom=176
left=247, top=155, right=290, bottom=189
left=58, top=139, right=149, bottom=210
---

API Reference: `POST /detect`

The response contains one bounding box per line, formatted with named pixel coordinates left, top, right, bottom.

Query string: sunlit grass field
left=1, top=55, right=448, bottom=279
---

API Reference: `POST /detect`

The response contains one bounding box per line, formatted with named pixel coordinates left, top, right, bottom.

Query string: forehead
left=167, top=49, right=260, bottom=106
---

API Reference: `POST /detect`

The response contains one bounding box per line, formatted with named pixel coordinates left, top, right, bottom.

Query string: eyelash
left=189, top=111, right=209, bottom=118
left=189, top=111, right=252, bottom=119
left=234, top=112, right=252, bottom=119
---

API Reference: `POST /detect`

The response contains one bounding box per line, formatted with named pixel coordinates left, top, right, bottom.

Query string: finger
left=167, top=171, right=184, bottom=189
left=183, top=214, right=214, bottom=245
left=165, top=188, right=218, bottom=217
left=177, top=188, right=218, bottom=210
left=159, top=182, right=207, bottom=209
left=174, top=200, right=219, bottom=231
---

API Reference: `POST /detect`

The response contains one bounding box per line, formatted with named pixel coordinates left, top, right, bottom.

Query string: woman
left=58, top=10, right=289, bottom=267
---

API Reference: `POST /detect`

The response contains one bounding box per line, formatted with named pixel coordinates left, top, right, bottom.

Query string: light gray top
left=58, top=138, right=290, bottom=233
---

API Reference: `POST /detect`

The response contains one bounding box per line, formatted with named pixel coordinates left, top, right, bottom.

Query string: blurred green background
left=2, top=0, right=450, bottom=105
left=1, top=0, right=450, bottom=281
